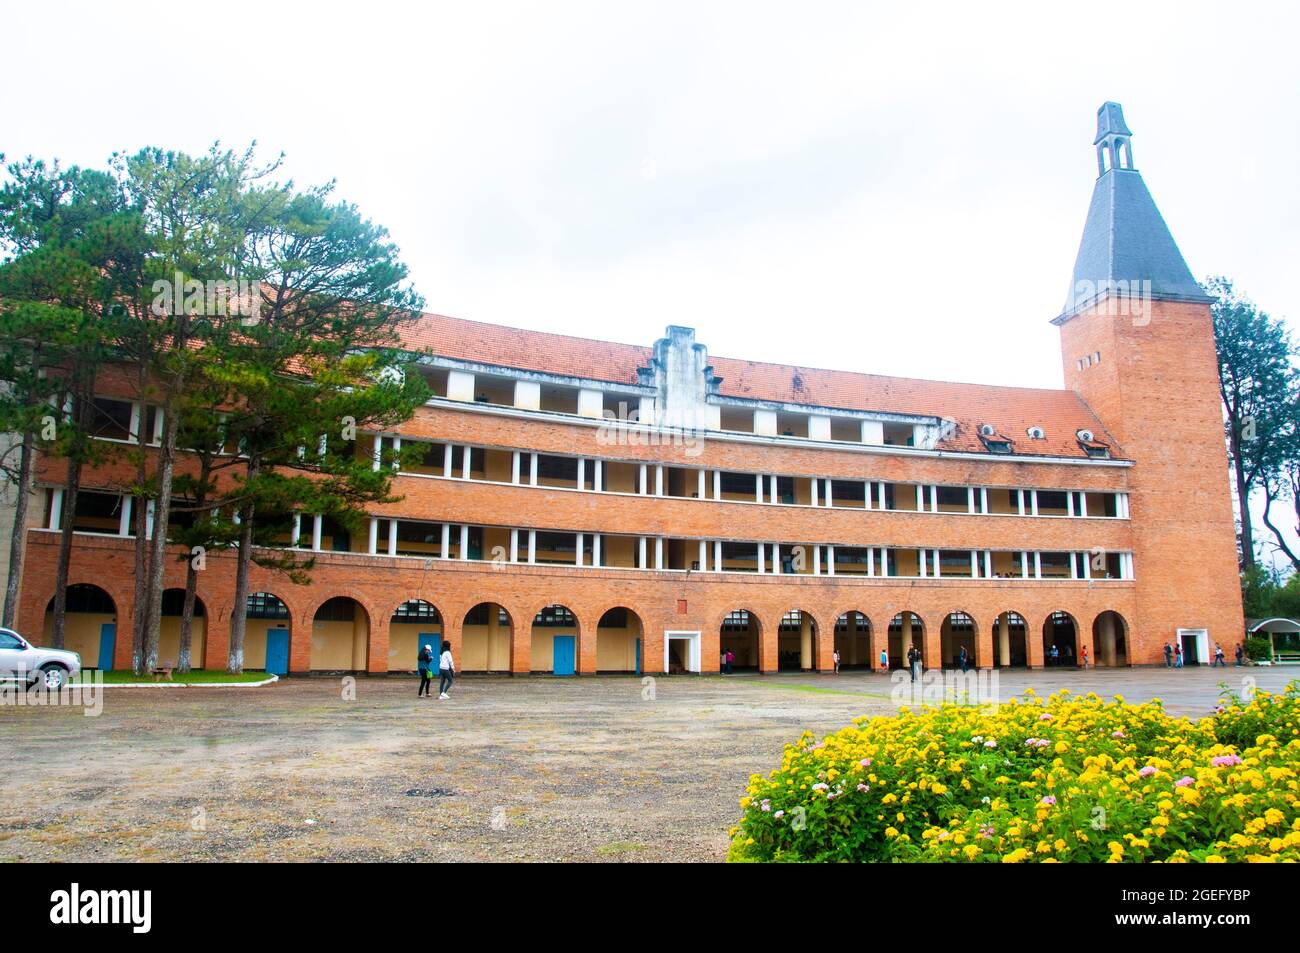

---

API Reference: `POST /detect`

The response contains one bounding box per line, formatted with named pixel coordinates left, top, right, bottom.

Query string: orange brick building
left=12, top=102, right=1243, bottom=675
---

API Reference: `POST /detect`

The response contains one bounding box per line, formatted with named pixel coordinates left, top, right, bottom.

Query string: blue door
left=635, top=638, right=641, bottom=676
left=265, top=627, right=289, bottom=676
left=552, top=635, right=576, bottom=676
left=417, top=633, right=439, bottom=669
left=97, top=623, right=116, bottom=671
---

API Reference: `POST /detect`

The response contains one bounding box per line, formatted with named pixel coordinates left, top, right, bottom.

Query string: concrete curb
left=71, top=674, right=280, bottom=689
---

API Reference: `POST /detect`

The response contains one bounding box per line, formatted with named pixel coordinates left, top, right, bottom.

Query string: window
left=88, top=397, right=134, bottom=441
left=0, top=631, right=24, bottom=649
left=393, top=600, right=441, bottom=622
left=315, top=597, right=356, bottom=622
left=247, top=592, right=289, bottom=619
left=69, top=491, right=124, bottom=534
left=533, top=605, right=575, bottom=627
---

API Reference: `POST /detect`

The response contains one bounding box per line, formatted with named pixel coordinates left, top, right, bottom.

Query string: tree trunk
left=178, top=558, right=199, bottom=673
left=50, top=388, right=87, bottom=649
left=130, top=358, right=152, bottom=675
left=1262, top=484, right=1300, bottom=572
left=2, top=426, right=34, bottom=629
left=1232, top=437, right=1255, bottom=570
left=227, top=458, right=259, bottom=675
left=141, top=398, right=181, bottom=672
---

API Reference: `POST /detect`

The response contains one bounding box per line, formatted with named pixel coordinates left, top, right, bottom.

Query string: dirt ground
left=1, top=666, right=1292, bottom=862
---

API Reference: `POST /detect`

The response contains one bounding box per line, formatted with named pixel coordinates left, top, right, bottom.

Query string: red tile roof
left=394, top=311, right=1123, bottom=460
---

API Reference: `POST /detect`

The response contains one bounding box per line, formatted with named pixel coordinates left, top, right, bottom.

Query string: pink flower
left=1041, top=795, right=1057, bottom=806
left=1139, top=766, right=1157, bottom=777
left=1174, top=776, right=1195, bottom=788
left=1211, top=754, right=1242, bottom=768
left=859, top=758, right=872, bottom=767
left=1039, top=713, right=1053, bottom=721
left=857, top=783, right=870, bottom=793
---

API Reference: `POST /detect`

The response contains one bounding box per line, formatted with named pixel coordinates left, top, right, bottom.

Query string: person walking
left=908, top=644, right=921, bottom=682
left=1174, top=643, right=1183, bottom=668
left=832, top=649, right=841, bottom=675
left=1235, top=642, right=1245, bottom=666
left=1080, top=645, right=1089, bottom=669
left=958, top=645, right=969, bottom=673
left=437, top=640, right=455, bottom=699
left=879, top=647, right=888, bottom=674
left=417, top=641, right=434, bottom=698
left=1163, top=642, right=1173, bottom=667
left=1213, top=642, right=1226, bottom=667
left=1049, top=644, right=1059, bottom=666
left=723, top=649, right=734, bottom=675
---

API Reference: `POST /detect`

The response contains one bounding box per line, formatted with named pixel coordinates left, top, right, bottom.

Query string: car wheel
left=36, top=664, right=67, bottom=691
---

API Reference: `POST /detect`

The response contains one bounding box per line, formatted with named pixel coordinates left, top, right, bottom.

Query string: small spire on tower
left=1095, top=101, right=1134, bottom=175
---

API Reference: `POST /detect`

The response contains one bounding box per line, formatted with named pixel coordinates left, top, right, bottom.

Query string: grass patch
left=71, top=670, right=272, bottom=685
left=596, top=841, right=648, bottom=855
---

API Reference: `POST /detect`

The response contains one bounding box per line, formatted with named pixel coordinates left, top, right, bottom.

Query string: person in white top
left=438, top=640, right=455, bottom=699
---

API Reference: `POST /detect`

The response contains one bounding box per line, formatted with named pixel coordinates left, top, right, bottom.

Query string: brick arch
left=455, top=597, right=520, bottom=674
left=302, top=591, right=379, bottom=628
left=829, top=606, right=875, bottom=670
left=987, top=609, right=1031, bottom=669
left=885, top=609, right=928, bottom=668
left=383, top=596, right=447, bottom=624
left=713, top=605, right=767, bottom=673
left=936, top=608, right=980, bottom=669
left=589, top=604, right=647, bottom=674
left=773, top=605, right=826, bottom=672
left=1039, top=608, right=1081, bottom=668
left=525, top=600, right=584, bottom=674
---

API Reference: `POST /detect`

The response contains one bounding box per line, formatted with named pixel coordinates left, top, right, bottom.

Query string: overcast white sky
left=4, top=0, right=1297, bottom=387
left=4, top=0, right=1299, bottom=566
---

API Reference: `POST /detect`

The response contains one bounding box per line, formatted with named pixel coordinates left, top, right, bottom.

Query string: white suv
left=0, top=628, right=82, bottom=690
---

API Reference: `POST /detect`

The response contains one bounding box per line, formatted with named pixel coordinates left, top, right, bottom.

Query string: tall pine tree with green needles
left=1208, top=275, right=1299, bottom=571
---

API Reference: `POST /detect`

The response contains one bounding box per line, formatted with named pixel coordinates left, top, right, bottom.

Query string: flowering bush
left=729, top=681, right=1300, bottom=863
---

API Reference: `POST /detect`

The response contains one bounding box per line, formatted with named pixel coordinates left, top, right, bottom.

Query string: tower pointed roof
left=1056, top=103, right=1209, bottom=322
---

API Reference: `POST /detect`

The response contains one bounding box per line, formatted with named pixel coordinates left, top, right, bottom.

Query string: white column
left=594, top=458, right=603, bottom=492
left=511, top=450, right=521, bottom=484
left=930, top=485, right=938, bottom=513
left=880, top=547, right=889, bottom=576
left=528, top=530, right=537, bottom=564
left=641, top=464, right=650, bottom=495
left=1033, top=551, right=1042, bottom=579
left=510, top=529, right=519, bottom=563
left=576, top=532, right=585, bottom=567
left=593, top=533, right=602, bottom=567
left=1067, top=492, right=1076, bottom=517
left=968, top=486, right=976, bottom=514
left=638, top=536, right=648, bottom=568
left=970, top=550, right=979, bottom=577
left=813, top=544, right=822, bottom=575
left=984, top=550, right=992, bottom=578
left=459, top=524, right=469, bottom=560
left=864, top=481, right=873, bottom=509
left=826, top=544, right=836, bottom=576
left=1081, top=550, right=1091, bottom=580
left=312, top=514, right=323, bottom=551
left=655, top=465, right=664, bottom=496
left=391, top=435, right=401, bottom=471
left=49, top=488, right=63, bottom=530
left=372, top=435, right=383, bottom=471
left=530, top=453, right=539, bottom=486
left=810, top=479, right=819, bottom=507
left=713, top=540, right=722, bottom=572
left=1020, top=551, right=1029, bottom=578
left=697, top=469, right=706, bottom=499
left=772, top=543, right=781, bottom=574
left=981, top=486, right=989, bottom=514
left=654, top=536, right=664, bottom=569
left=461, top=447, right=472, bottom=479
left=824, top=479, right=834, bottom=508
left=119, top=496, right=133, bottom=536
left=440, top=522, right=450, bottom=559
left=577, top=458, right=586, bottom=491
left=918, top=548, right=927, bottom=578
left=1030, top=490, right=1039, bottom=516
left=757, top=542, right=766, bottom=574
left=388, top=518, right=398, bottom=557
left=443, top=443, right=453, bottom=478
left=713, top=470, right=721, bottom=500
left=878, top=482, right=887, bottom=510
left=1016, top=489, right=1024, bottom=515
left=698, top=539, right=708, bottom=571
left=755, top=474, right=764, bottom=503
left=867, top=547, right=875, bottom=577
left=1079, top=492, right=1089, bottom=518
left=770, top=475, right=779, bottom=504
left=915, top=484, right=924, bottom=510
left=368, top=518, right=378, bottom=554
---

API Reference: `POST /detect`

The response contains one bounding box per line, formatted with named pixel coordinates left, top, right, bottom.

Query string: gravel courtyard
left=1, top=666, right=1294, bottom=862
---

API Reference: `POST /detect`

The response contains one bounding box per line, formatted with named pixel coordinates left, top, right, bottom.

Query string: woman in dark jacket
left=417, top=643, right=434, bottom=697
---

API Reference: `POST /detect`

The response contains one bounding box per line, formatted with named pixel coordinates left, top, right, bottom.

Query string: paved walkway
left=1, top=665, right=1293, bottom=862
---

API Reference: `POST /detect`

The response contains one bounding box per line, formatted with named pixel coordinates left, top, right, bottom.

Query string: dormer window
left=1081, top=443, right=1110, bottom=459
left=982, top=437, right=1013, bottom=454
